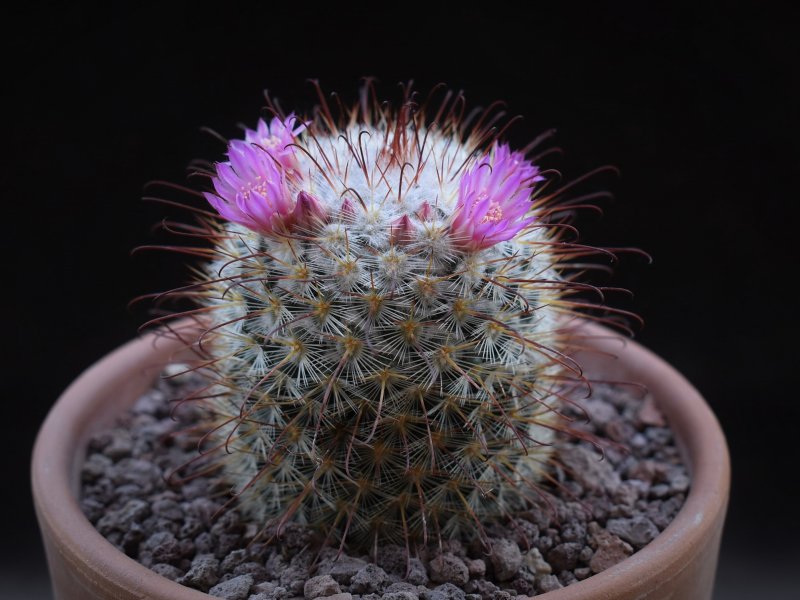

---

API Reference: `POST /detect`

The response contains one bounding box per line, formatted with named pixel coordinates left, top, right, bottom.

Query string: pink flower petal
left=450, top=143, right=541, bottom=251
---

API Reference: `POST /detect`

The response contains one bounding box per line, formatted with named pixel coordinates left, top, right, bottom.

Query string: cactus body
left=177, top=88, right=601, bottom=549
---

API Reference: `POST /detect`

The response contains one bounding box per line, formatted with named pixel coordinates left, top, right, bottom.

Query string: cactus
left=156, top=83, right=629, bottom=552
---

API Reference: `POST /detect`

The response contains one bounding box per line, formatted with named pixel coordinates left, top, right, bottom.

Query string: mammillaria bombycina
left=153, top=83, right=634, bottom=551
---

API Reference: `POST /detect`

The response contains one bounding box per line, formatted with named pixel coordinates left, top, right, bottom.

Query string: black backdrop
left=5, top=3, right=799, bottom=598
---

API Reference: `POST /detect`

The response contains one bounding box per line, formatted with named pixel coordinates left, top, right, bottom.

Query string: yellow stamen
left=480, top=201, right=503, bottom=224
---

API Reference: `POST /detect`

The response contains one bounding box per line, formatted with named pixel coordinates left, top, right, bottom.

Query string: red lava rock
left=546, top=543, right=582, bottom=572
left=588, top=526, right=634, bottom=574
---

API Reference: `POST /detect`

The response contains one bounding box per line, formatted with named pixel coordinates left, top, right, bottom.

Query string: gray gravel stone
left=251, top=581, right=290, bottom=600
left=406, top=558, right=428, bottom=586
left=536, top=574, right=563, bottom=593
left=559, top=520, right=586, bottom=544
left=234, top=562, right=268, bottom=580
left=381, top=592, right=418, bottom=600
left=558, top=446, right=621, bottom=494
left=104, top=428, right=134, bottom=460
left=606, top=516, right=660, bottom=549
left=667, top=468, right=690, bottom=493
left=524, top=505, right=552, bottom=530
left=421, top=583, right=465, bottom=600
left=81, top=453, right=114, bottom=482
left=221, top=549, right=249, bottom=573
left=508, top=519, right=539, bottom=549
left=464, top=558, right=485, bottom=578
left=464, top=579, right=497, bottom=597
left=546, top=543, right=582, bottom=573
left=181, top=553, right=221, bottom=589
left=385, top=583, right=417, bottom=593
left=375, top=545, right=410, bottom=576
left=489, top=539, right=522, bottom=582
left=510, top=577, right=534, bottom=596
left=209, top=574, right=254, bottom=599
left=558, top=570, right=577, bottom=586
left=612, top=482, right=639, bottom=507
left=650, top=484, right=670, bottom=498
left=322, top=594, right=353, bottom=600
left=350, top=564, right=390, bottom=594
left=428, top=553, right=469, bottom=586
left=113, top=458, right=161, bottom=492
left=80, top=497, right=107, bottom=522
left=280, top=554, right=312, bottom=593
left=319, top=556, right=369, bottom=585
left=605, top=419, right=637, bottom=444
left=142, top=531, right=182, bottom=564
left=152, top=497, right=183, bottom=521
left=193, top=531, right=216, bottom=555
left=96, top=499, right=150, bottom=535
left=582, top=398, right=618, bottom=426
left=264, top=553, right=287, bottom=580
left=574, top=567, right=591, bottom=581
left=151, top=562, right=183, bottom=581
left=305, top=575, right=341, bottom=599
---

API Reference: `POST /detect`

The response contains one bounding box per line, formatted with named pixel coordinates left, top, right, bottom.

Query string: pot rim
left=31, top=320, right=730, bottom=599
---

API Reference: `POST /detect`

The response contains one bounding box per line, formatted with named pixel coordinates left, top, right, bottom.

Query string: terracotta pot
left=32, top=321, right=730, bottom=600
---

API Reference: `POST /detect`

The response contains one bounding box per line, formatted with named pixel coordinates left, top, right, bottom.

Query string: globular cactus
left=160, top=84, right=625, bottom=552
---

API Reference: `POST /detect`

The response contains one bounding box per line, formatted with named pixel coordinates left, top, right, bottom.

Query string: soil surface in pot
left=80, top=372, right=688, bottom=599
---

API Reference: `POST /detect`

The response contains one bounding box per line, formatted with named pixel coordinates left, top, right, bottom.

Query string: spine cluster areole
left=152, top=83, right=631, bottom=551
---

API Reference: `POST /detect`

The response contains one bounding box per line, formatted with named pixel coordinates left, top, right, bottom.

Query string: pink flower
left=204, top=139, right=295, bottom=235
left=450, top=143, right=543, bottom=251
left=389, top=214, right=414, bottom=245
left=292, top=191, right=327, bottom=230
left=244, top=114, right=306, bottom=175
left=416, top=202, right=434, bottom=221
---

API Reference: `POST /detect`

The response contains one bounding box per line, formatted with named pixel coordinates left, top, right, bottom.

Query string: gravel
left=81, top=374, right=689, bottom=598
left=208, top=574, right=254, bottom=599
left=350, top=564, right=390, bottom=595
left=429, top=553, right=469, bottom=586
left=488, top=540, right=522, bottom=582
left=304, top=575, right=342, bottom=599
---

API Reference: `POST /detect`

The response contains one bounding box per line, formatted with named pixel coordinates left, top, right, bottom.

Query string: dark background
left=5, top=2, right=798, bottom=598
